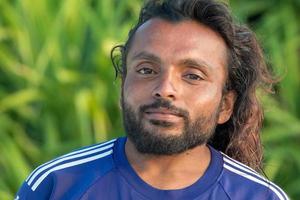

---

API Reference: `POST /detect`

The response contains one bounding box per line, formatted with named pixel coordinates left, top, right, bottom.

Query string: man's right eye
left=137, top=68, right=156, bottom=75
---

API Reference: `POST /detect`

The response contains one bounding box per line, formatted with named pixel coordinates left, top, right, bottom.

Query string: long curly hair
left=111, top=0, right=275, bottom=171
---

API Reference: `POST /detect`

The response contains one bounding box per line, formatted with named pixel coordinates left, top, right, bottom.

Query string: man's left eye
left=184, top=74, right=203, bottom=81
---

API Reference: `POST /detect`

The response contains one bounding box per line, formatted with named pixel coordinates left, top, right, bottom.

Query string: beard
left=121, top=97, right=220, bottom=155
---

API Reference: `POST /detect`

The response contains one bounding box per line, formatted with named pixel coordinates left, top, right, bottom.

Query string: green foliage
left=0, top=0, right=299, bottom=199
left=0, top=0, right=141, bottom=196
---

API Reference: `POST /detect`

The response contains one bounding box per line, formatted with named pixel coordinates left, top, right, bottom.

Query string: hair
left=111, top=0, right=275, bottom=171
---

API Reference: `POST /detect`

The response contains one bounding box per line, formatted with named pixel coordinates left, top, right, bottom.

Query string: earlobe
left=217, top=91, right=236, bottom=124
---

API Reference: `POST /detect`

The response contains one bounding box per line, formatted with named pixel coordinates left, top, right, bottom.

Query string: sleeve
left=15, top=173, right=55, bottom=200
left=267, top=186, right=290, bottom=200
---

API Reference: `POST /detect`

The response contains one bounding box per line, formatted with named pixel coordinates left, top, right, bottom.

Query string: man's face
left=122, top=18, right=233, bottom=155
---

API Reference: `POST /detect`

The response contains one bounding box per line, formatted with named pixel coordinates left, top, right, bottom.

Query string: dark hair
left=111, top=0, right=275, bottom=171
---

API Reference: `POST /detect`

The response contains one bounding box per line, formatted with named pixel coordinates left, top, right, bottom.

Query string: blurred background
left=0, top=0, right=299, bottom=199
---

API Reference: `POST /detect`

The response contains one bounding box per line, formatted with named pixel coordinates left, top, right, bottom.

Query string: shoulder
left=16, top=138, right=118, bottom=200
left=219, top=153, right=289, bottom=200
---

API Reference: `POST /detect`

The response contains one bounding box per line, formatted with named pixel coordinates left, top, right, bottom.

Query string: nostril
left=153, top=92, right=175, bottom=100
left=155, top=93, right=161, bottom=98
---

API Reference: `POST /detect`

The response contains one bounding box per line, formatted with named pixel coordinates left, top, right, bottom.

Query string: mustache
left=139, top=99, right=189, bottom=119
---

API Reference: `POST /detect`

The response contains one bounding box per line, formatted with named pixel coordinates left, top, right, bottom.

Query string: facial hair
left=121, top=98, right=221, bottom=155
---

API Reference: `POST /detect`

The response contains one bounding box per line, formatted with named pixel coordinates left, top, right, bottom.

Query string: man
left=16, top=0, right=289, bottom=199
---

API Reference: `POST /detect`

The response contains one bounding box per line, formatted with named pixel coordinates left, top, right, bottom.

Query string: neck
left=125, top=138, right=211, bottom=190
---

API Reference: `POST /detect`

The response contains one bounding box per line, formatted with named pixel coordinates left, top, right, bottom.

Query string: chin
left=144, top=122, right=184, bottom=136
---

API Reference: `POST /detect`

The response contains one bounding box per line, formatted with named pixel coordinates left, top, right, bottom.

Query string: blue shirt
left=16, top=137, right=289, bottom=200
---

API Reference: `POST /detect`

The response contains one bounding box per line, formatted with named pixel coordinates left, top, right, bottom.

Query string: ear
left=217, top=90, right=236, bottom=124
left=119, top=80, right=124, bottom=110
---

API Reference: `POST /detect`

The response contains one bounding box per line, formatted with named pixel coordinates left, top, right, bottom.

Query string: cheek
left=123, top=76, right=151, bottom=107
left=123, top=78, right=135, bottom=104
left=184, top=85, right=222, bottom=117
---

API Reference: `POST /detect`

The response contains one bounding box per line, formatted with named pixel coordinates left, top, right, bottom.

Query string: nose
left=152, top=70, right=178, bottom=101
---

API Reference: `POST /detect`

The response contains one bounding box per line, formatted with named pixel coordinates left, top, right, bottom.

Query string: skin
left=123, top=18, right=236, bottom=189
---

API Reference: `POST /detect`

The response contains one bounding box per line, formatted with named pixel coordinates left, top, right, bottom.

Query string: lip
left=145, top=108, right=181, bottom=116
left=144, top=108, right=182, bottom=121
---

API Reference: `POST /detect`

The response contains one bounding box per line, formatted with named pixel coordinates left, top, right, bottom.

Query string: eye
left=137, top=67, right=156, bottom=75
left=184, top=73, right=203, bottom=81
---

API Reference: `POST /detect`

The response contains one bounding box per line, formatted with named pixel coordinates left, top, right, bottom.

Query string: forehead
left=127, top=18, right=228, bottom=75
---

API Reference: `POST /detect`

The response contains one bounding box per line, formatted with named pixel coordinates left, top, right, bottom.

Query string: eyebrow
left=178, top=58, right=212, bottom=73
left=131, top=51, right=213, bottom=73
left=131, top=51, right=162, bottom=64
